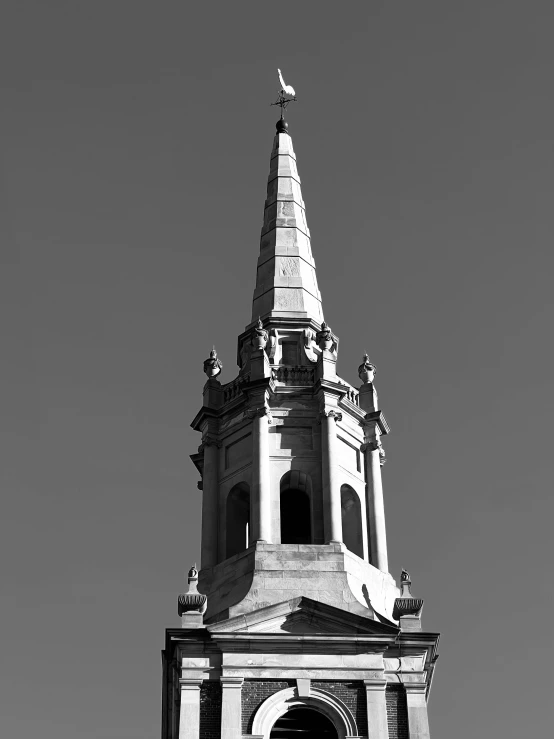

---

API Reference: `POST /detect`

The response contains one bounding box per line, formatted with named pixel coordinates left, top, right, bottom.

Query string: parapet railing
left=339, top=381, right=360, bottom=407
left=221, top=374, right=249, bottom=405
left=272, top=365, right=315, bottom=385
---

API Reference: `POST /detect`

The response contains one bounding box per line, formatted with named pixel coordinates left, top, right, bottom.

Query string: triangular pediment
left=206, top=596, right=399, bottom=636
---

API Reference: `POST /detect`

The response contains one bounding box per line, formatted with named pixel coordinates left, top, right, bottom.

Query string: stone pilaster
left=178, top=679, right=202, bottom=739
left=364, top=680, right=389, bottom=739
left=247, top=395, right=272, bottom=543
left=321, top=409, right=343, bottom=544
left=405, top=683, right=431, bottom=739
left=200, top=433, right=220, bottom=569
left=221, top=677, right=244, bottom=739
left=362, top=411, right=389, bottom=572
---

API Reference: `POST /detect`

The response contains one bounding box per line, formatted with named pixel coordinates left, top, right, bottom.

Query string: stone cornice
left=190, top=406, right=221, bottom=433
left=363, top=410, right=390, bottom=436
left=314, top=378, right=350, bottom=399
left=208, top=634, right=397, bottom=652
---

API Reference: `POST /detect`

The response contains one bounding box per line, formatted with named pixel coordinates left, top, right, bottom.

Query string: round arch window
left=270, top=707, right=338, bottom=739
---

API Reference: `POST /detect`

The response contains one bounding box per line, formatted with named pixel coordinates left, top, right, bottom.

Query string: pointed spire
left=251, top=121, right=324, bottom=325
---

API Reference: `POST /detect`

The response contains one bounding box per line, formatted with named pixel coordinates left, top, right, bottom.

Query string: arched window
left=280, top=471, right=312, bottom=545
left=226, top=482, right=250, bottom=559
left=341, top=484, right=363, bottom=559
left=270, top=708, right=337, bottom=739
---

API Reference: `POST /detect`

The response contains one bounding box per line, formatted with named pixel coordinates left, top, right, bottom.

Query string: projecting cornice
left=363, top=410, right=390, bottom=436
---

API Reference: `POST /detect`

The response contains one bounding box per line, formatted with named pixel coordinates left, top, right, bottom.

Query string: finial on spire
left=271, top=68, right=297, bottom=130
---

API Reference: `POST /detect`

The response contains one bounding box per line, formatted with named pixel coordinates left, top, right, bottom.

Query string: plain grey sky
left=1, top=2, right=553, bottom=737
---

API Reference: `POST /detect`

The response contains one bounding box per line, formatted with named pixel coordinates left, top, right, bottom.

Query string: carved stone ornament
left=203, top=348, right=223, bottom=378
left=246, top=405, right=273, bottom=423
left=315, top=321, right=334, bottom=351
left=177, top=563, right=207, bottom=616
left=362, top=438, right=386, bottom=465
left=320, top=409, right=342, bottom=423
left=199, top=434, right=222, bottom=451
left=358, top=353, right=376, bottom=384
left=268, top=329, right=277, bottom=361
left=392, top=597, right=424, bottom=620
left=392, top=569, right=423, bottom=620
left=252, top=318, right=269, bottom=350
left=302, top=328, right=318, bottom=363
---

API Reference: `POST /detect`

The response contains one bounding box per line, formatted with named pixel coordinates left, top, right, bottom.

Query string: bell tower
left=161, top=116, right=440, bottom=739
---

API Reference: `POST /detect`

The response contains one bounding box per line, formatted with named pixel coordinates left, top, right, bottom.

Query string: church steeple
left=162, top=106, right=440, bottom=739
left=190, top=117, right=398, bottom=622
left=252, top=120, right=323, bottom=325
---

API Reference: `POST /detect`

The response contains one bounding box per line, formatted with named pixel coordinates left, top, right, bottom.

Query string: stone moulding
left=251, top=685, right=358, bottom=739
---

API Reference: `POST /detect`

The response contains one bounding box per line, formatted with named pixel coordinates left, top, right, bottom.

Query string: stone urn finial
left=178, top=563, right=207, bottom=617
left=358, top=354, right=376, bottom=384
left=316, top=321, right=334, bottom=351
left=393, top=569, right=424, bottom=629
left=252, top=318, right=268, bottom=350
left=203, top=348, right=222, bottom=378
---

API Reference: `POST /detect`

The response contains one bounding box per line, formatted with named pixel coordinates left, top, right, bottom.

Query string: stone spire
left=251, top=120, right=324, bottom=325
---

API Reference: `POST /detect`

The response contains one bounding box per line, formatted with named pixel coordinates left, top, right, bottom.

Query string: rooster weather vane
left=271, top=68, right=297, bottom=118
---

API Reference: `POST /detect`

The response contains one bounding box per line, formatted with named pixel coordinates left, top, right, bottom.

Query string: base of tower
left=199, top=542, right=400, bottom=625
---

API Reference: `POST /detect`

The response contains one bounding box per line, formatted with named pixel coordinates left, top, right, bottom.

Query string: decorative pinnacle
left=203, top=348, right=222, bottom=379
left=393, top=568, right=424, bottom=624
left=358, top=354, right=377, bottom=384
left=316, top=321, right=335, bottom=351
left=178, top=563, right=207, bottom=617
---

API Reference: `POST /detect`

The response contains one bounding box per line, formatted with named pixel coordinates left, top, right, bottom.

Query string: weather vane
left=271, top=68, right=297, bottom=118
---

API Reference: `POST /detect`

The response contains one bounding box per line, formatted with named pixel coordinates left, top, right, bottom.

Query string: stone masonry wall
left=386, top=685, right=408, bottom=739
left=312, top=681, right=367, bottom=731
left=200, top=681, right=222, bottom=739
left=241, top=680, right=295, bottom=733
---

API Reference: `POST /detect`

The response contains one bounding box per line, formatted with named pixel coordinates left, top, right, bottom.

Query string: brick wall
left=200, top=681, right=222, bottom=739
left=241, top=680, right=295, bottom=733
left=312, top=681, right=367, bottom=731
left=386, top=685, right=408, bottom=739
left=241, top=679, right=368, bottom=734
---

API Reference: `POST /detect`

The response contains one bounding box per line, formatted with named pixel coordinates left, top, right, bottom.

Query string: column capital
left=404, top=681, right=428, bottom=695
left=320, top=409, right=342, bottom=422
left=200, top=434, right=222, bottom=450
left=220, top=677, right=244, bottom=688
left=361, top=439, right=386, bottom=465
left=246, top=405, right=273, bottom=423
left=363, top=679, right=387, bottom=691
left=179, top=678, right=203, bottom=689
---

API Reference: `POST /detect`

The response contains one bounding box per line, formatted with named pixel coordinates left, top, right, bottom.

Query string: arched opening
left=252, top=686, right=358, bottom=739
left=280, top=471, right=312, bottom=545
left=270, top=708, right=337, bottom=739
left=226, top=482, right=250, bottom=558
left=341, top=484, right=364, bottom=559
